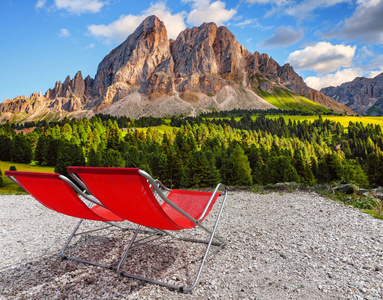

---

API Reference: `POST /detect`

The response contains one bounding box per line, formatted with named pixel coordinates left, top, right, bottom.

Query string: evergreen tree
left=103, top=149, right=125, bottom=168
left=46, top=138, right=61, bottom=166
left=10, top=134, right=32, bottom=164
left=160, top=133, right=184, bottom=188
left=220, top=145, right=252, bottom=186
left=316, top=160, right=331, bottom=183
left=34, top=135, right=47, bottom=165
left=174, top=133, right=193, bottom=164
left=352, top=164, right=369, bottom=187
left=292, top=149, right=306, bottom=181
left=0, top=169, right=3, bottom=188
left=183, top=150, right=220, bottom=188
left=251, top=161, right=264, bottom=184
left=124, top=146, right=141, bottom=168
left=282, top=160, right=301, bottom=183
left=341, top=160, right=369, bottom=187
left=162, top=149, right=184, bottom=188
left=149, top=153, right=167, bottom=180
left=366, top=153, right=381, bottom=185
left=292, top=149, right=315, bottom=183
left=54, top=141, right=85, bottom=177
left=0, top=135, right=12, bottom=161
left=87, top=148, right=102, bottom=167
left=107, top=126, right=121, bottom=150
left=61, top=123, right=72, bottom=140
left=326, top=153, right=343, bottom=182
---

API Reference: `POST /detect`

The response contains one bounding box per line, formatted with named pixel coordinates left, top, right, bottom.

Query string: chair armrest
left=69, top=173, right=89, bottom=192
left=6, top=175, right=20, bottom=186
left=59, top=175, right=106, bottom=208
left=198, top=183, right=227, bottom=223
left=154, top=179, right=171, bottom=191
left=139, top=170, right=199, bottom=225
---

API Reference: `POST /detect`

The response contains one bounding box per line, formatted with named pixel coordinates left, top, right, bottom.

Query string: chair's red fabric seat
left=163, top=190, right=220, bottom=229
left=4, top=171, right=123, bottom=222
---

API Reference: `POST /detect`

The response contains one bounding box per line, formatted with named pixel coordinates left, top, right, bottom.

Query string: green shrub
left=0, top=169, right=3, bottom=188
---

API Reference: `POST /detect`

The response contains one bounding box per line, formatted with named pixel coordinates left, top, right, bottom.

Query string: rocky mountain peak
left=93, top=15, right=171, bottom=100
left=321, top=72, right=383, bottom=115
left=172, top=22, right=219, bottom=77
left=45, top=71, right=89, bottom=100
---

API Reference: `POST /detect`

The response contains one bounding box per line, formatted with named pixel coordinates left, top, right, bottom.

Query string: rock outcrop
left=321, top=73, right=383, bottom=115
left=0, top=15, right=354, bottom=123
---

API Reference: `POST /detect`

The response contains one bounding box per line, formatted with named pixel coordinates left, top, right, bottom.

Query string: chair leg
left=117, top=190, right=228, bottom=292
left=60, top=219, right=122, bottom=270
left=116, top=225, right=142, bottom=273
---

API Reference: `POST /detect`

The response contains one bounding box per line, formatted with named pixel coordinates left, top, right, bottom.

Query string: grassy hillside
left=0, top=161, right=54, bottom=194
left=265, top=88, right=331, bottom=113
left=250, top=78, right=332, bottom=114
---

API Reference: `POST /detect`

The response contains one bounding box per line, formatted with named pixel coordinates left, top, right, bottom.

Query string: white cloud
left=287, top=42, right=356, bottom=74
left=234, top=18, right=262, bottom=28
left=368, top=68, right=383, bottom=78
left=87, top=2, right=186, bottom=43
left=83, top=43, right=95, bottom=50
left=359, top=46, right=374, bottom=59
left=144, top=2, right=187, bottom=38
left=305, top=68, right=364, bottom=90
left=244, top=0, right=289, bottom=5
left=327, top=0, right=383, bottom=43
left=54, top=0, right=106, bottom=15
left=35, top=0, right=46, bottom=9
left=58, top=28, right=70, bottom=37
left=261, top=26, right=303, bottom=48
left=185, top=0, right=236, bottom=26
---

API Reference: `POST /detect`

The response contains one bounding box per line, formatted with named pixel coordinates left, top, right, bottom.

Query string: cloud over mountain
left=184, top=0, right=236, bottom=25
left=287, top=42, right=356, bottom=74
left=87, top=2, right=187, bottom=42
left=261, top=26, right=303, bottom=48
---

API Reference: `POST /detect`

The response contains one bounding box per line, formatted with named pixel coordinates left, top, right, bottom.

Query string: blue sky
left=1, top=0, right=383, bottom=102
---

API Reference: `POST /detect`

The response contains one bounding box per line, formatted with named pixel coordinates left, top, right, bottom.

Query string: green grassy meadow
left=0, top=161, right=54, bottom=194
left=206, top=115, right=383, bottom=129
left=138, top=124, right=175, bottom=133
left=266, top=115, right=383, bottom=128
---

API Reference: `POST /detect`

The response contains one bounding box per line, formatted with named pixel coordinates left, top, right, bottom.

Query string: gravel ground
left=1, top=191, right=383, bottom=299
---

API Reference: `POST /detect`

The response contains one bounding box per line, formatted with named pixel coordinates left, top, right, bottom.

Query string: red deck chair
left=4, top=170, right=131, bottom=270
left=68, top=166, right=228, bottom=292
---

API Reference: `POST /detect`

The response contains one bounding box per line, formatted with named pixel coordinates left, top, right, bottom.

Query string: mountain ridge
left=321, top=72, right=383, bottom=116
left=0, top=15, right=354, bottom=123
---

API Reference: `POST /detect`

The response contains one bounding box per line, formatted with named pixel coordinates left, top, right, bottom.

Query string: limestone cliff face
left=321, top=73, right=383, bottom=115
left=46, top=71, right=91, bottom=100
left=94, top=16, right=173, bottom=108
left=0, top=15, right=355, bottom=123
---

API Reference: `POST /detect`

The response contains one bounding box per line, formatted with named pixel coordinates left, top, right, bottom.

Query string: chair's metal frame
left=112, top=170, right=228, bottom=292
left=7, top=174, right=154, bottom=270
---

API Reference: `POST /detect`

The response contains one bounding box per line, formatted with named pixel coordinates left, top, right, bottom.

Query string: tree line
left=1, top=114, right=382, bottom=188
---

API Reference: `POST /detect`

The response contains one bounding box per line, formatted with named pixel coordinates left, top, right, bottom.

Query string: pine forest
left=1, top=112, right=383, bottom=190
